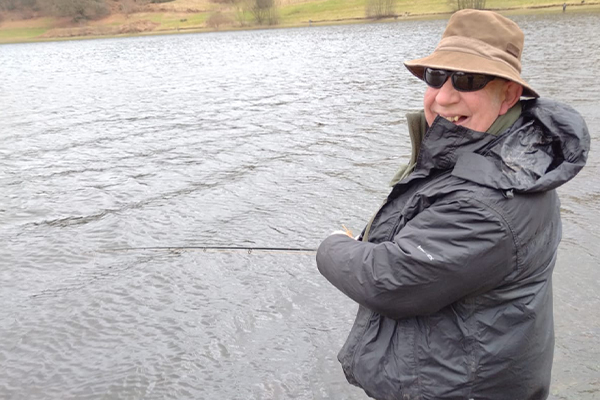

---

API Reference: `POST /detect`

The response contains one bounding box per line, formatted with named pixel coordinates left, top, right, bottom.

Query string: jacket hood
left=417, top=98, right=590, bottom=193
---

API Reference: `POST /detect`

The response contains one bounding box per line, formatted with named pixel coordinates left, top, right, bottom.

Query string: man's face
left=423, top=78, right=510, bottom=133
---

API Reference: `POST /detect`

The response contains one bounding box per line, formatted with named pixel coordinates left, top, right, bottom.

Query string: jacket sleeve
left=316, top=197, right=517, bottom=319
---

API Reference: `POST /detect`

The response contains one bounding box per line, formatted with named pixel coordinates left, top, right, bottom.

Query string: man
left=316, top=9, right=589, bottom=400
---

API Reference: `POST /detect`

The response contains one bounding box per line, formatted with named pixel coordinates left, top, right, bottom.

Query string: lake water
left=1, top=12, right=599, bottom=400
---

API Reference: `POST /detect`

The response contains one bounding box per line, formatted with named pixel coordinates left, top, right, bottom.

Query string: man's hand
left=330, top=225, right=355, bottom=238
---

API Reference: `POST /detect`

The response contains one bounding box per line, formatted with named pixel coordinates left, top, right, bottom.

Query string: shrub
left=206, top=11, right=232, bottom=29
left=366, top=0, right=395, bottom=19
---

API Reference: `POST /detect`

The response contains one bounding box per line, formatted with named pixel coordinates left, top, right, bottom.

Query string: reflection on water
left=1, top=13, right=599, bottom=400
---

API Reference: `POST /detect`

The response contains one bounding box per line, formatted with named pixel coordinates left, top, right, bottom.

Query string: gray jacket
left=316, top=99, right=589, bottom=400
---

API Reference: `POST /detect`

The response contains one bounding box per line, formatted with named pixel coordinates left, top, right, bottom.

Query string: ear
left=498, top=81, right=524, bottom=115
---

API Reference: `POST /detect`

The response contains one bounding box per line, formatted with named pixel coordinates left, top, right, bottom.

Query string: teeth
left=444, top=116, right=460, bottom=122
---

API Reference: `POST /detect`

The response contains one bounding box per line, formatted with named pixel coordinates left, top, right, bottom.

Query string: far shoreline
left=1, top=2, right=599, bottom=45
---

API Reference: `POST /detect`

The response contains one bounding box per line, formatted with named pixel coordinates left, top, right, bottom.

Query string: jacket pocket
left=338, top=305, right=374, bottom=385
left=344, top=314, right=420, bottom=399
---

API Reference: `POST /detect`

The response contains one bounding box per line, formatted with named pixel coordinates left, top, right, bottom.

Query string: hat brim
left=404, top=50, right=539, bottom=98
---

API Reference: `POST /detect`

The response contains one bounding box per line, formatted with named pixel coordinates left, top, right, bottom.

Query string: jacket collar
left=408, top=116, right=497, bottom=179
left=407, top=99, right=590, bottom=193
left=452, top=99, right=589, bottom=193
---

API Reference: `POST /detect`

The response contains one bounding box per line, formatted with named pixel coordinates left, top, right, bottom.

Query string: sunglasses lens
left=452, top=72, right=493, bottom=91
left=424, top=68, right=448, bottom=88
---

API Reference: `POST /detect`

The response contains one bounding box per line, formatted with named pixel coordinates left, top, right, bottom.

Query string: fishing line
left=98, top=246, right=317, bottom=255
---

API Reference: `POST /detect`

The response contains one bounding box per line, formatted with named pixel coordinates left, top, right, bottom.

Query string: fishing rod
left=97, top=227, right=352, bottom=255
left=98, top=246, right=318, bottom=254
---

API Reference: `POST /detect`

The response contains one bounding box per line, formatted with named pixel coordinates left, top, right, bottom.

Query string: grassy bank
left=1, top=0, right=599, bottom=44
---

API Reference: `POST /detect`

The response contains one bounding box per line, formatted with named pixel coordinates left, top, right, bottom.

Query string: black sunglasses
left=424, top=68, right=496, bottom=92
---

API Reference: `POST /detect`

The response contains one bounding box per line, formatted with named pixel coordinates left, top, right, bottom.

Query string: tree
left=47, top=0, right=109, bottom=22
left=456, top=0, right=486, bottom=10
left=0, top=0, right=38, bottom=11
left=234, top=0, right=250, bottom=26
left=366, top=0, right=395, bottom=19
left=249, top=0, right=278, bottom=25
left=120, top=0, right=136, bottom=16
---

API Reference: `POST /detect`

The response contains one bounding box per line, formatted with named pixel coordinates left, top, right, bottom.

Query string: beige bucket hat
left=404, top=9, right=539, bottom=98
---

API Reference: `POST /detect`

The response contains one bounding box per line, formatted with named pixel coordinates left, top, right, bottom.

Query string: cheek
left=467, top=105, right=500, bottom=131
left=423, top=89, right=436, bottom=126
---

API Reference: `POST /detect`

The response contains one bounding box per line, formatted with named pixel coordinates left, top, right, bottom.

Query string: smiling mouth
left=443, top=115, right=468, bottom=124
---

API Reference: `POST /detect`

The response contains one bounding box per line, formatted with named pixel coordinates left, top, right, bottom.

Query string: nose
left=434, top=79, right=460, bottom=106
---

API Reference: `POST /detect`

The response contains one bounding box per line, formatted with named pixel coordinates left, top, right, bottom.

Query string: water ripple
left=1, top=15, right=599, bottom=400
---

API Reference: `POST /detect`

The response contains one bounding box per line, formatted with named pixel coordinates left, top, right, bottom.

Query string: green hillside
left=0, top=0, right=598, bottom=43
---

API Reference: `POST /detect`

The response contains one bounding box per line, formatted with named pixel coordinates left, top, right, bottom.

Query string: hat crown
left=442, top=9, right=524, bottom=63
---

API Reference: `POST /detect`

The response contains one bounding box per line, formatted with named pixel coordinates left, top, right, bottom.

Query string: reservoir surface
left=1, top=12, right=599, bottom=399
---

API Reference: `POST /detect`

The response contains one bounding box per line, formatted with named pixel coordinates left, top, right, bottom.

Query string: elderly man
left=316, top=9, right=589, bottom=400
